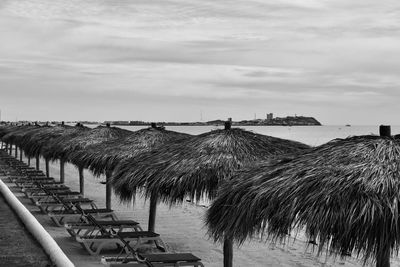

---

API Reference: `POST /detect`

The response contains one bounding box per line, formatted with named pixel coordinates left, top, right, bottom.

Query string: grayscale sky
left=0, top=0, right=399, bottom=125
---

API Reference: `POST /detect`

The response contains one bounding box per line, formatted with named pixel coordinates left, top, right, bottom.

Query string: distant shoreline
left=5, top=116, right=322, bottom=127
left=104, top=116, right=322, bottom=127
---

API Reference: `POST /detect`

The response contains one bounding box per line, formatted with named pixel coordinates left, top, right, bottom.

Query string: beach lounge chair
left=29, top=190, right=81, bottom=203
left=49, top=208, right=117, bottom=227
left=35, top=197, right=94, bottom=213
left=64, top=219, right=142, bottom=238
left=76, top=231, right=167, bottom=255
left=101, top=253, right=204, bottom=267
left=22, top=184, right=70, bottom=198
left=14, top=177, right=56, bottom=188
left=20, top=180, right=64, bottom=190
left=71, top=206, right=167, bottom=255
left=29, top=184, right=117, bottom=226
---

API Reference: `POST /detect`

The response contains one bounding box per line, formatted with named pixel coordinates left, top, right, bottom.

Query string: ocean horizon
left=82, top=124, right=400, bottom=147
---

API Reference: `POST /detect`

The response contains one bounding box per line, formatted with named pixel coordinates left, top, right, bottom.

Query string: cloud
left=0, top=0, right=400, bottom=124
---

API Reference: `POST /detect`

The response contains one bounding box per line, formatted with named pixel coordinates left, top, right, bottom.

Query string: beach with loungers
left=1, top=124, right=400, bottom=267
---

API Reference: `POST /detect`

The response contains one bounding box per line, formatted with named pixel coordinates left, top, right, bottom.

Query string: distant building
left=266, top=113, right=273, bottom=121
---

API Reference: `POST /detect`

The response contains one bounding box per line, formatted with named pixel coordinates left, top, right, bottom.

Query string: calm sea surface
left=104, top=125, right=400, bottom=146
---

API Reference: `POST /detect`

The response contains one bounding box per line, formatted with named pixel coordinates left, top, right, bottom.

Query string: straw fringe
left=111, top=128, right=309, bottom=205
left=206, top=135, right=400, bottom=265
left=69, top=127, right=191, bottom=176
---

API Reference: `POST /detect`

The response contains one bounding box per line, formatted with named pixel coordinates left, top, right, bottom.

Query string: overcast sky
left=0, top=0, right=399, bottom=125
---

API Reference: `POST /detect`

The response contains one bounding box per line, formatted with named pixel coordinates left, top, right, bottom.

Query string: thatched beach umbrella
left=69, top=124, right=191, bottom=209
left=111, top=121, right=309, bottom=267
left=0, top=124, right=21, bottom=153
left=52, top=124, right=132, bottom=195
left=207, top=126, right=398, bottom=267
left=41, top=123, right=89, bottom=183
left=2, top=125, right=41, bottom=162
left=19, top=124, right=74, bottom=176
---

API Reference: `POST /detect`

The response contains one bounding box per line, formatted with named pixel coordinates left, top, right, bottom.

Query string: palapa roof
left=54, top=125, right=133, bottom=165
left=41, top=125, right=90, bottom=161
left=69, top=126, right=191, bottom=176
left=206, top=135, right=400, bottom=264
left=0, top=125, right=22, bottom=139
left=19, top=125, right=75, bottom=158
left=111, top=128, right=309, bottom=204
left=2, top=125, right=41, bottom=145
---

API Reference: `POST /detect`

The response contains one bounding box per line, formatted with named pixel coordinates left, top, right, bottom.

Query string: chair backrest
left=73, top=204, right=154, bottom=267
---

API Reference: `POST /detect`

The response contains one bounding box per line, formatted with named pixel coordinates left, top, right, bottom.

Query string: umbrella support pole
left=105, top=171, right=112, bottom=210
left=60, top=160, right=65, bottom=184
left=79, top=166, right=84, bottom=196
left=148, top=194, right=157, bottom=232
left=9, top=144, right=12, bottom=155
left=19, top=148, right=23, bottom=162
left=35, top=155, right=40, bottom=170
left=376, top=247, right=390, bottom=267
left=27, top=157, right=30, bottom=166
left=14, top=145, right=17, bottom=158
left=223, top=238, right=233, bottom=267
left=45, top=159, right=50, bottom=178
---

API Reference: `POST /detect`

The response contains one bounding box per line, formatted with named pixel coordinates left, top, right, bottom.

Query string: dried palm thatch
left=55, top=125, right=133, bottom=165
left=2, top=125, right=40, bottom=146
left=70, top=127, right=191, bottom=176
left=41, top=124, right=90, bottom=162
left=0, top=125, right=21, bottom=139
left=206, top=135, right=400, bottom=266
left=19, top=125, right=75, bottom=158
left=111, top=128, right=310, bottom=205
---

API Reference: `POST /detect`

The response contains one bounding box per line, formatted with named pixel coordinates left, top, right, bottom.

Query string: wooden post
left=60, top=159, right=65, bottom=183
left=105, top=171, right=112, bottom=210
left=148, top=193, right=158, bottom=232
left=35, top=155, right=40, bottom=170
left=19, top=148, right=23, bottom=162
left=79, top=166, right=84, bottom=195
left=376, top=246, right=390, bottom=267
left=225, top=118, right=232, bottom=130
left=45, top=158, right=50, bottom=178
left=9, top=144, right=12, bottom=155
left=223, top=238, right=233, bottom=267
left=380, top=125, right=391, bottom=137
left=14, top=145, right=18, bottom=158
left=27, top=157, right=31, bottom=166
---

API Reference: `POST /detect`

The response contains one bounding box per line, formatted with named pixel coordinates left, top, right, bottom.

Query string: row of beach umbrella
left=0, top=122, right=398, bottom=267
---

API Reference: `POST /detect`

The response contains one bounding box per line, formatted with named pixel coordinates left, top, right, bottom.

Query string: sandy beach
left=0, top=152, right=393, bottom=267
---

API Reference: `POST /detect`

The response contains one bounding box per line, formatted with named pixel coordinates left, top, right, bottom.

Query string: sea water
left=114, top=125, right=400, bottom=146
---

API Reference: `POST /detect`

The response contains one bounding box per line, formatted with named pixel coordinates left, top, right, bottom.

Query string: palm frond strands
left=69, top=125, right=191, bottom=177
left=69, top=124, right=191, bottom=210
left=111, top=120, right=310, bottom=267
left=207, top=125, right=397, bottom=267
left=45, top=124, right=133, bottom=196
left=41, top=124, right=89, bottom=183
left=18, top=124, right=76, bottom=175
left=1, top=125, right=39, bottom=159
